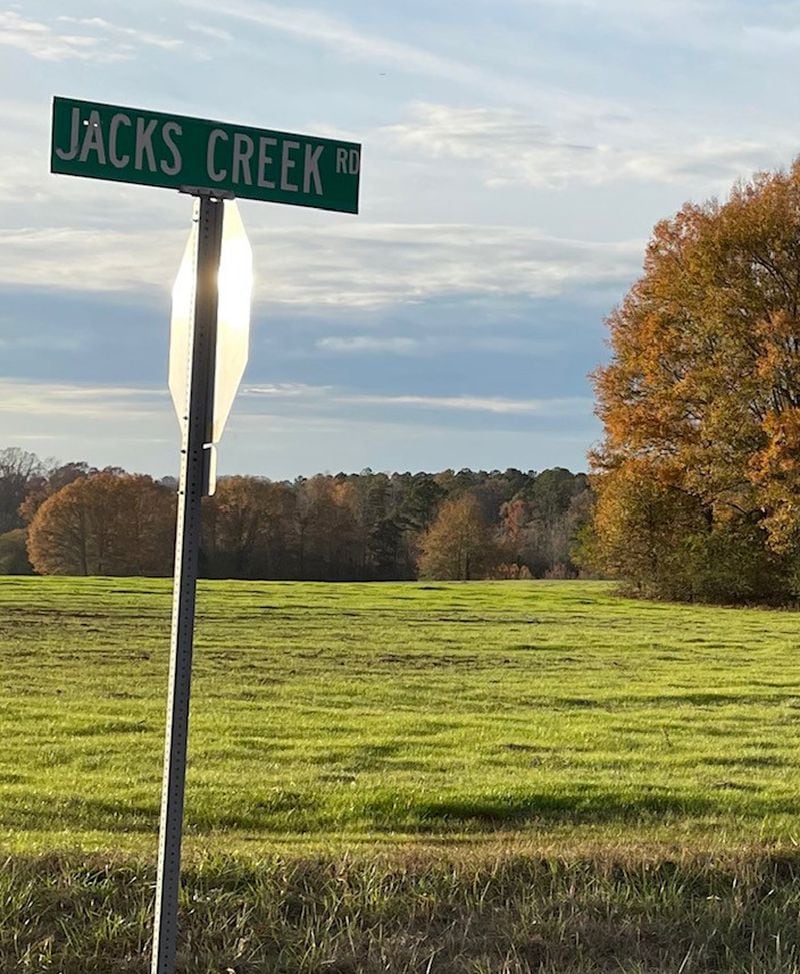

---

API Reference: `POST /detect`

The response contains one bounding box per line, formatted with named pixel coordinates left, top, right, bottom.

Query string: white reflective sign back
left=169, top=199, right=253, bottom=485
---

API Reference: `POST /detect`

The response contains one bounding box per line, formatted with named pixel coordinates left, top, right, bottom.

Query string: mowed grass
left=1, top=577, right=799, bottom=851
left=5, top=578, right=800, bottom=972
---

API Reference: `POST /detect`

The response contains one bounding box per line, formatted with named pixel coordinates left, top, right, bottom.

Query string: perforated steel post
left=152, top=194, right=223, bottom=974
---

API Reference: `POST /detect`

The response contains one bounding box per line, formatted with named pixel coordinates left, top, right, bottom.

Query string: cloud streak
left=243, top=382, right=592, bottom=417
left=0, top=379, right=167, bottom=418
left=0, top=377, right=590, bottom=422
left=384, top=102, right=795, bottom=190
left=317, top=335, right=419, bottom=354
left=179, top=0, right=486, bottom=86
left=0, top=222, right=642, bottom=307
left=0, top=11, right=182, bottom=62
left=0, top=11, right=120, bottom=62
left=56, top=16, right=183, bottom=52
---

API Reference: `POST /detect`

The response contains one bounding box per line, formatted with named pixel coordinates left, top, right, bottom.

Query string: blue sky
left=1, top=0, right=798, bottom=480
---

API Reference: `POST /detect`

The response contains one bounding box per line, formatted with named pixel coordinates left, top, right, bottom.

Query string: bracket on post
left=178, top=185, right=236, bottom=200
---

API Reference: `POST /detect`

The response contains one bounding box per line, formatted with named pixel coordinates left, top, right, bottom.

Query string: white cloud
left=0, top=378, right=167, bottom=419
left=0, top=11, right=182, bottom=62
left=344, top=393, right=591, bottom=416
left=0, top=379, right=179, bottom=471
left=383, top=102, right=794, bottom=191
left=179, top=0, right=483, bottom=86
left=248, top=222, right=642, bottom=307
left=317, top=335, right=419, bottom=354
left=0, top=378, right=594, bottom=453
left=0, top=369, right=600, bottom=478
left=56, top=16, right=183, bottom=51
left=0, top=11, right=124, bottom=61
left=0, top=222, right=642, bottom=307
left=175, top=0, right=699, bottom=116
left=243, top=382, right=591, bottom=417
left=187, top=22, right=234, bottom=42
left=243, top=382, right=324, bottom=398
left=0, top=227, right=184, bottom=293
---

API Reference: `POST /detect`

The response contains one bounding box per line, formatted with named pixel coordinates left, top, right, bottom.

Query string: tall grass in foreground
left=5, top=851, right=800, bottom=973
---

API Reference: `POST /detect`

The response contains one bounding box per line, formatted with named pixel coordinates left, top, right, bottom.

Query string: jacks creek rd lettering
left=50, top=96, right=361, bottom=214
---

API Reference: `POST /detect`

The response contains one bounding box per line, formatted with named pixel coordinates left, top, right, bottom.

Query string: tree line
left=0, top=447, right=592, bottom=581
left=9, top=166, right=800, bottom=602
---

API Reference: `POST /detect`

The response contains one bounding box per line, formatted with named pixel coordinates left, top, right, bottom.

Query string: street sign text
left=51, top=96, right=361, bottom=213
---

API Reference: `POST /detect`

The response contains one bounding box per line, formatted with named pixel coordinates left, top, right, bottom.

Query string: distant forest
left=0, top=447, right=592, bottom=581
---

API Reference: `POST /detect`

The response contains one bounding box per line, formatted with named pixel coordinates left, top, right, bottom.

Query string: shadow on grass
left=5, top=792, right=322, bottom=834
left=359, top=787, right=787, bottom=833
left=7, top=784, right=793, bottom=836
left=5, top=797, right=159, bottom=833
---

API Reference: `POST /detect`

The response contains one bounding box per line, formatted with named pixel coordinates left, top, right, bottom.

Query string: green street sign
left=50, top=96, right=361, bottom=214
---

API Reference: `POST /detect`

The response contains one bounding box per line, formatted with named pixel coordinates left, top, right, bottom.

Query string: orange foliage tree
left=588, top=162, right=800, bottom=602
left=202, top=475, right=298, bottom=578
left=27, top=472, right=175, bottom=576
left=418, top=493, right=499, bottom=580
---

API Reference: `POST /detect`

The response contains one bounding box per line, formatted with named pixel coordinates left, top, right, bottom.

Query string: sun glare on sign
left=168, top=199, right=253, bottom=449
left=214, top=201, right=253, bottom=444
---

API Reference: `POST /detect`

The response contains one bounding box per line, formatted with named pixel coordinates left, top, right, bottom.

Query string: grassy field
left=3, top=577, right=800, bottom=971
left=2, top=577, right=799, bottom=850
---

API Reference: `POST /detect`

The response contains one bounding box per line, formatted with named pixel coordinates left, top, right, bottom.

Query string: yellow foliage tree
left=418, top=493, right=498, bottom=580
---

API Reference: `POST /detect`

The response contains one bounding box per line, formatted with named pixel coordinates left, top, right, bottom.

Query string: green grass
left=4, top=577, right=800, bottom=971
left=2, top=577, right=799, bottom=850
left=7, top=850, right=800, bottom=973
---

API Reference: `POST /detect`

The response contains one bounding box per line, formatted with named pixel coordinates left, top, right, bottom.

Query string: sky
left=2, top=0, right=799, bottom=481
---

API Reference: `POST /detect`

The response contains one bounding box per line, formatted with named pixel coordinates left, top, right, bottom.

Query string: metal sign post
left=49, top=94, right=360, bottom=974
left=151, top=194, right=223, bottom=974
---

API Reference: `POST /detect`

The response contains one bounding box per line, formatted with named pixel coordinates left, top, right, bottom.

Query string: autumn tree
left=418, top=492, right=499, bottom=580
left=294, top=476, right=361, bottom=579
left=589, top=161, right=800, bottom=602
left=27, top=472, right=175, bottom=575
left=202, top=476, right=297, bottom=578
